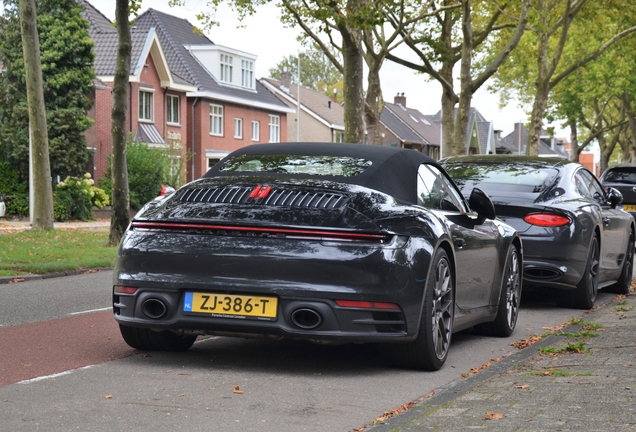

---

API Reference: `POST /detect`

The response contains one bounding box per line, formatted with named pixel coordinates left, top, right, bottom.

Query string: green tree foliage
left=0, top=159, right=29, bottom=217
left=0, top=0, right=95, bottom=182
left=53, top=174, right=109, bottom=222
left=269, top=52, right=344, bottom=101
left=100, top=141, right=174, bottom=211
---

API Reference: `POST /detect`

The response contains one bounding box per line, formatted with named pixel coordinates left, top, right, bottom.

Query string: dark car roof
left=204, top=143, right=442, bottom=204
left=442, top=155, right=571, bottom=168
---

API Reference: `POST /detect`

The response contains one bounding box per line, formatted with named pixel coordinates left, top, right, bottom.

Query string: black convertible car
left=442, top=156, right=635, bottom=310
left=113, top=143, right=522, bottom=371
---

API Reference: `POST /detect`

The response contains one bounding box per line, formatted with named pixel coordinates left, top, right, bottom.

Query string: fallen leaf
left=177, top=372, right=191, bottom=376
left=178, top=393, right=185, bottom=397
left=490, top=357, right=501, bottom=362
left=514, top=384, right=530, bottom=389
left=485, top=412, right=504, bottom=420
left=233, top=385, right=244, bottom=394
left=104, top=395, right=113, bottom=399
left=511, top=335, right=543, bottom=349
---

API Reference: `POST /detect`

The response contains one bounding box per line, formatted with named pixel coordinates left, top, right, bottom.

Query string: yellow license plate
left=623, top=204, right=636, bottom=211
left=183, top=292, right=277, bottom=319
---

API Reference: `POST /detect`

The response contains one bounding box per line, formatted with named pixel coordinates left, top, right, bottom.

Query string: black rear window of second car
left=444, top=162, right=559, bottom=195
left=219, top=154, right=372, bottom=177
left=602, top=167, right=636, bottom=184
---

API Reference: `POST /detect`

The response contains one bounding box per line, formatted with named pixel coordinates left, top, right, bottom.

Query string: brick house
left=380, top=93, right=441, bottom=158
left=261, top=72, right=345, bottom=143
left=80, top=1, right=292, bottom=184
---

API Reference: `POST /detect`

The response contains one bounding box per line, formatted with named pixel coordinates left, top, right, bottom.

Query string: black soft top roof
left=204, top=142, right=442, bottom=204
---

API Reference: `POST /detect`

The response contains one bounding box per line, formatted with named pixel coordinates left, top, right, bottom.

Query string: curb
left=366, top=297, right=619, bottom=431
left=0, top=267, right=112, bottom=285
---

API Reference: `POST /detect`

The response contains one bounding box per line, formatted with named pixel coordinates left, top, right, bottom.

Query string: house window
left=167, top=95, right=179, bottom=125
left=241, top=59, right=254, bottom=88
left=234, top=118, right=243, bottom=139
left=334, top=131, right=344, bottom=143
left=210, top=104, right=224, bottom=136
left=252, top=121, right=260, bottom=141
left=139, top=90, right=153, bottom=121
left=269, top=115, right=280, bottom=143
left=220, top=54, right=233, bottom=83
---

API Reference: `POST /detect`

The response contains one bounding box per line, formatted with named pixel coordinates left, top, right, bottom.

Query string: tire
left=119, top=324, right=197, bottom=352
left=394, top=248, right=454, bottom=371
left=474, top=244, right=522, bottom=337
left=565, top=236, right=600, bottom=310
left=606, top=229, right=634, bottom=294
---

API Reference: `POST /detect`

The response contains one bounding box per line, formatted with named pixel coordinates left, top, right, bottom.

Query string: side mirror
left=606, top=187, right=623, bottom=208
left=469, top=188, right=496, bottom=223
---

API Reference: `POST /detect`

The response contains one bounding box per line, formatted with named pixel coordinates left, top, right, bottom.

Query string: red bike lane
left=0, top=310, right=136, bottom=386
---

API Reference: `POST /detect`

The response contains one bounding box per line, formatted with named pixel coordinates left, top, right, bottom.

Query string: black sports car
left=600, top=163, right=636, bottom=220
left=113, top=143, right=522, bottom=371
left=442, top=156, right=635, bottom=309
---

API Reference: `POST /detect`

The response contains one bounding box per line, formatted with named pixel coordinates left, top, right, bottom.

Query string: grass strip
left=0, top=230, right=117, bottom=276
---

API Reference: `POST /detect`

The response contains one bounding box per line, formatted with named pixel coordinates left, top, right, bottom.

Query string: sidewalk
left=368, top=291, right=636, bottom=431
left=0, top=218, right=110, bottom=233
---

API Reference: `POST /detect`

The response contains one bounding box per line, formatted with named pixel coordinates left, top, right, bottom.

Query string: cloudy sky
left=88, top=0, right=545, bottom=137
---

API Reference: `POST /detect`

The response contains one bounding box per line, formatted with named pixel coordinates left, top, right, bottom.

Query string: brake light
left=335, top=300, right=401, bottom=310
left=114, top=286, right=138, bottom=294
left=523, top=213, right=570, bottom=227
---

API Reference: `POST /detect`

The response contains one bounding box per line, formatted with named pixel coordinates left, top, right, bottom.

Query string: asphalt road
left=0, top=271, right=619, bottom=431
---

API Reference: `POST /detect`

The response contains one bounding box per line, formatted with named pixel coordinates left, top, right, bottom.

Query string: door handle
left=602, top=217, right=610, bottom=227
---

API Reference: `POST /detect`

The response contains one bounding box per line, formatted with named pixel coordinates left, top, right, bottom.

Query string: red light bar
left=524, top=213, right=571, bottom=227
left=335, top=300, right=401, bottom=310
left=131, top=221, right=388, bottom=242
left=114, top=286, right=138, bottom=294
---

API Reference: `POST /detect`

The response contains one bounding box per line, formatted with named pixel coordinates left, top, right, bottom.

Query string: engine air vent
left=176, top=186, right=348, bottom=209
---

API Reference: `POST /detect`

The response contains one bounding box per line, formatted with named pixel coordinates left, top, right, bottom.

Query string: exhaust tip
left=291, top=308, right=323, bottom=330
left=142, top=298, right=168, bottom=319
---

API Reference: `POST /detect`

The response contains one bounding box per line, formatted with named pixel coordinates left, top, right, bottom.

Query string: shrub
left=0, top=159, right=28, bottom=218
left=53, top=174, right=109, bottom=221
left=100, top=140, right=176, bottom=211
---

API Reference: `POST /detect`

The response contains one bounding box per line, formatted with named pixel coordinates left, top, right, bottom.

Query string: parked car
left=600, top=163, right=636, bottom=220
left=0, top=192, right=5, bottom=218
left=113, top=143, right=523, bottom=371
left=442, top=155, right=635, bottom=309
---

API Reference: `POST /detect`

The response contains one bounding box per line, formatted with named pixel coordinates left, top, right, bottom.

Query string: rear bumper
left=113, top=229, right=432, bottom=343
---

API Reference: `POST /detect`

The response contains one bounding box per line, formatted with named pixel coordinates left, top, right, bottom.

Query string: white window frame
left=139, top=89, right=154, bottom=122
left=166, top=94, right=180, bottom=125
left=241, top=59, right=254, bottom=88
left=252, top=120, right=260, bottom=142
left=234, top=118, right=243, bottom=139
left=210, top=104, right=224, bottom=136
left=269, top=115, right=280, bottom=143
left=220, top=54, right=233, bottom=83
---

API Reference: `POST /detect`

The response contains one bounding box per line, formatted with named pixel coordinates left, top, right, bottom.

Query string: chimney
left=328, top=100, right=332, bottom=109
left=281, top=70, right=292, bottom=90
left=394, top=92, right=406, bottom=106
left=513, top=123, right=524, bottom=154
left=333, top=88, right=338, bottom=102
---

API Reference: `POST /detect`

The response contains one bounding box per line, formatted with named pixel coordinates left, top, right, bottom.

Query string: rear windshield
left=444, top=162, right=559, bottom=196
left=219, top=154, right=372, bottom=177
left=602, top=168, right=636, bottom=184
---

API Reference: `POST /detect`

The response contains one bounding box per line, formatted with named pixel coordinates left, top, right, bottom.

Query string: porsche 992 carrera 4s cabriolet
left=113, top=143, right=522, bottom=371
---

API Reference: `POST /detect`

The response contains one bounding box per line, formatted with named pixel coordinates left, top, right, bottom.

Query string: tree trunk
left=452, top=0, right=473, bottom=156
left=569, top=118, right=579, bottom=162
left=364, top=61, right=384, bottom=145
left=624, top=92, right=636, bottom=163
left=19, top=0, right=54, bottom=230
left=527, top=27, right=550, bottom=156
left=109, top=0, right=132, bottom=246
left=340, top=0, right=365, bottom=144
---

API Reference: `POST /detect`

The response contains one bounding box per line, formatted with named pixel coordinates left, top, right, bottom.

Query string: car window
left=417, top=164, right=467, bottom=213
left=577, top=169, right=606, bottom=203
left=218, top=154, right=372, bottom=177
left=602, top=167, right=636, bottom=183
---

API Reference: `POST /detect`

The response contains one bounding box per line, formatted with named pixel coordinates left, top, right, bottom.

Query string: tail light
left=523, top=213, right=571, bottom=227
left=335, top=300, right=401, bottom=310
